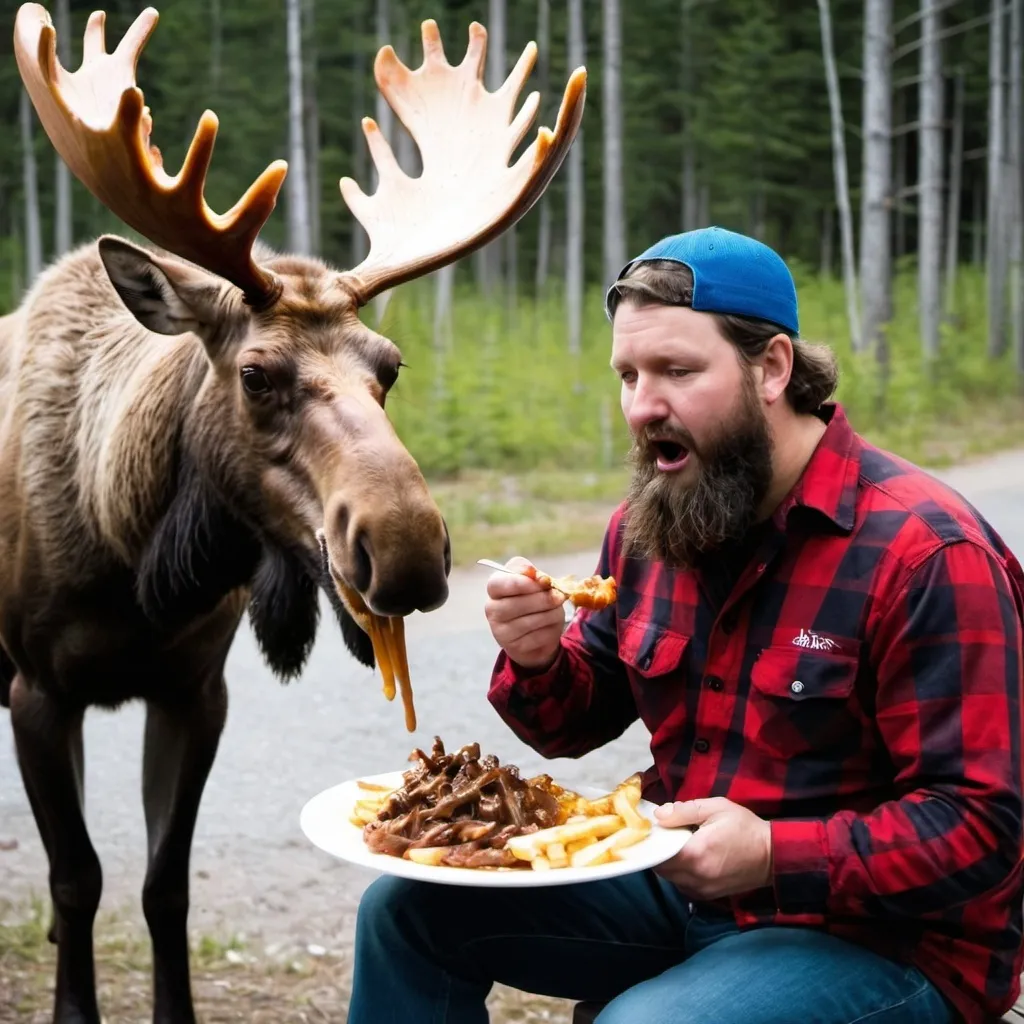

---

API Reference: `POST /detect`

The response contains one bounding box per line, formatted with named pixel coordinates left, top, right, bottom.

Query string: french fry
left=570, top=826, right=649, bottom=868
left=546, top=842, right=569, bottom=868
left=405, top=847, right=446, bottom=866
left=506, top=814, right=625, bottom=861
left=612, top=786, right=650, bottom=832
left=357, top=780, right=395, bottom=793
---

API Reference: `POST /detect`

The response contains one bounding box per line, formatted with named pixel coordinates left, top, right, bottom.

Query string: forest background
left=1, top=0, right=1021, bottom=562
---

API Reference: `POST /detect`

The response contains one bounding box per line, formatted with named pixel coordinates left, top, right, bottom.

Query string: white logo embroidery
left=792, top=628, right=838, bottom=651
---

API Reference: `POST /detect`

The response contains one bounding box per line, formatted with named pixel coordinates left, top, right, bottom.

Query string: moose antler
left=13, top=4, right=287, bottom=308
left=339, top=20, right=587, bottom=305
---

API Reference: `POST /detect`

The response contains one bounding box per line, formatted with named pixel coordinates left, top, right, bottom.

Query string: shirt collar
left=771, top=402, right=860, bottom=533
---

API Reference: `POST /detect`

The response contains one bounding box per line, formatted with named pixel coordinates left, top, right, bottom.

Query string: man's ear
left=97, top=235, right=242, bottom=348
left=758, top=333, right=794, bottom=405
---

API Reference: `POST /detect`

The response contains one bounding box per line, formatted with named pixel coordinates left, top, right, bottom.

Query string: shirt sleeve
left=486, top=515, right=639, bottom=760
left=771, top=539, right=1024, bottom=917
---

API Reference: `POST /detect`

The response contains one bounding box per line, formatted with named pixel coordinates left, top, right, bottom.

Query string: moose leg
left=141, top=675, right=228, bottom=1024
left=9, top=676, right=103, bottom=1024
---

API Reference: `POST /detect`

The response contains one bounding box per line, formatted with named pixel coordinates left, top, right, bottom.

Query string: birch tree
left=817, top=0, right=861, bottom=349
left=680, top=0, right=699, bottom=231
left=859, top=0, right=893, bottom=357
left=303, top=0, right=321, bottom=255
left=285, top=0, right=311, bottom=254
left=53, top=0, right=72, bottom=257
left=986, top=0, right=1007, bottom=357
left=918, top=0, right=944, bottom=359
left=373, top=0, right=394, bottom=322
left=566, top=0, right=585, bottom=361
left=1008, top=0, right=1023, bottom=372
left=533, top=0, right=551, bottom=294
left=603, top=0, right=626, bottom=287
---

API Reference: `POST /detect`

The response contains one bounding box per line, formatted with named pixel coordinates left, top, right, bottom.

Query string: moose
left=0, top=4, right=585, bottom=1021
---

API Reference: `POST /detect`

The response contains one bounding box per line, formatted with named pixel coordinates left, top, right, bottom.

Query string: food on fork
left=351, top=737, right=650, bottom=870
left=478, top=559, right=618, bottom=610
left=522, top=565, right=618, bottom=610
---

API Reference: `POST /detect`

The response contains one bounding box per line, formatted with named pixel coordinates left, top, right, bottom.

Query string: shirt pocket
left=747, top=643, right=864, bottom=758
left=618, top=619, right=692, bottom=732
left=618, top=618, right=690, bottom=679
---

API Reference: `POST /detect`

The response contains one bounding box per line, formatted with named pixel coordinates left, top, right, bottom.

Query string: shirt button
left=706, top=676, right=724, bottom=691
left=790, top=680, right=805, bottom=694
left=694, top=738, right=710, bottom=753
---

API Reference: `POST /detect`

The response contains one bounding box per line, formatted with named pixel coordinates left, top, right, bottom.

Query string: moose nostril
left=443, top=525, right=452, bottom=576
left=352, top=530, right=373, bottom=594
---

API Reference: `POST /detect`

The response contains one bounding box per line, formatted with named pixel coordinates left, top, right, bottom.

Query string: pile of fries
left=350, top=772, right=652, bottom=871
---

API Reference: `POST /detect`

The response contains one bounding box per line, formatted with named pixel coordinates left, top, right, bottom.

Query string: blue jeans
left=348, top=870, right=958, bottom=1024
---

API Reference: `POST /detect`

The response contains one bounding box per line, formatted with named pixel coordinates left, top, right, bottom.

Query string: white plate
left=299, top=770, right=691, bottom=887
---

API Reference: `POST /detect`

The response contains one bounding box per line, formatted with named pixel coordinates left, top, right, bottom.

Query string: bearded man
left=348, top=227, right=1024, bottom=1024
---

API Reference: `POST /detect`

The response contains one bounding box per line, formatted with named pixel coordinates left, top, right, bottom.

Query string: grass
left=0, top=897, right=574, bottom=1024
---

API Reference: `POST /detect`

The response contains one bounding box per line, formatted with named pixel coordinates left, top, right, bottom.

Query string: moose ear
left=97, top=235, right=239, bottom=346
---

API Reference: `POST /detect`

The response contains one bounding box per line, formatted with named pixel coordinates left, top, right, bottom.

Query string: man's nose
left=626, top=376, right=672, bottom=433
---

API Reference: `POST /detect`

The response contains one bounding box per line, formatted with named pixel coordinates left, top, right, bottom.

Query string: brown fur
left=0, top=236, right=451, bottom=1022
left=0, top=238, right=449, bottom=701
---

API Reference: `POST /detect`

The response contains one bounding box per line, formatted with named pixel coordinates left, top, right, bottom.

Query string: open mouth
left=652, top=439, right=690, bottom=472
left=316, top=530, right=416, bottom=731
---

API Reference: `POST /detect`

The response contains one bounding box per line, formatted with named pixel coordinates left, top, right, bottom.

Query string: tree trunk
left=373, top=0, right=393, bottom=322
left=472, top=0, right=507, bottom=299
left=20, top=89, right=41, bottom=286
left=918, top=0, right=944, bottom=360
left=944, top=66, right=965, bottom=317
left=681, top=0, right=699, bottom=231
left=1008, top=0, right=1023, bottom=374
left=859, top=0, right=893, bottom=357
left=351, top=25, right=369, bottom=268
left=303, top=0, right=321, bottom=256
left=986, top=0, right=1008, bottom=357
left=53, top=0, right=72, bottom=257
left=285, top=0, right=311, bottom=254
left=566, top=0, right=585, bottom=364
left=817, top=0, right=861, bottom=349
left=602, top=0, right=626, bottom=288
left=534, top=0, right=551, bottom=295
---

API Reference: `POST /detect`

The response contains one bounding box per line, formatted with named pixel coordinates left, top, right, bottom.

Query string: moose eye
left=241, top=365, right=272, bottom=395
left=378, top=360, right=406, bottom=392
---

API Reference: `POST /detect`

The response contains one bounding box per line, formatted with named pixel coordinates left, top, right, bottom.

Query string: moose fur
left=0, top=239, right=439, bottom=1024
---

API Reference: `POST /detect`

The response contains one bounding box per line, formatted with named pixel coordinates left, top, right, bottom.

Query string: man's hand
left=653, top=797, right=773, bottom=900
left=484, top=557, right=567, bottom=670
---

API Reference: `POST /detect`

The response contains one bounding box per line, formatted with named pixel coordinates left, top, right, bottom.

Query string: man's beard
left=621, top=376, right=774, bottom=570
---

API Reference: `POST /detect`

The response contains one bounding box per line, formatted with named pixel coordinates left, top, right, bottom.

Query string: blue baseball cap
left=605, top=226, right=799, bottom=335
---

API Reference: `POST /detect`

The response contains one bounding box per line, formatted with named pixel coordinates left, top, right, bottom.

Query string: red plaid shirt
left=488, top=403, right=1024, bottom=1022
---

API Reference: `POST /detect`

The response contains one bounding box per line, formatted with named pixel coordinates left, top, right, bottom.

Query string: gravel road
left=3, top=448, right=1024, bottom=967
